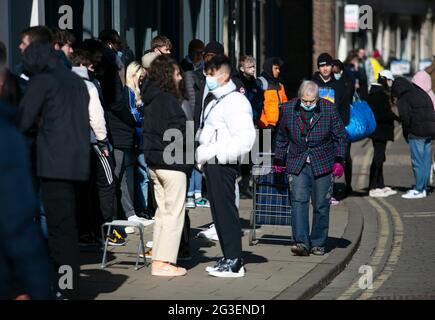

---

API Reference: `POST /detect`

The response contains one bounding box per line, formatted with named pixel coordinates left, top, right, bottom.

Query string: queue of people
left=1, top=24, right=435, bottom=300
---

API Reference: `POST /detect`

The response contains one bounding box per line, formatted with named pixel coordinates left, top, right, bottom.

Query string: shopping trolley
left=249, top=160, right=292, bottom=246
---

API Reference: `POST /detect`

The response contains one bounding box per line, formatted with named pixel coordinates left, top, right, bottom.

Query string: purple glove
left=273, top=165, right=286, bottom=174
left=332, top=163, right=344, bottom=178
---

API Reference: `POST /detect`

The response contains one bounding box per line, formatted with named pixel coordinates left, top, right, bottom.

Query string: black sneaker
left=79, top=233, right=103, bottom=247
left=291, top=244, right=310, bottom=256
left=311, top=247, right=325, bottom=256
left=208, top=258, right=245, bottom=278
left=107, top=230, right=126, bottom=246
left=205, top=257, right=226, bottom=273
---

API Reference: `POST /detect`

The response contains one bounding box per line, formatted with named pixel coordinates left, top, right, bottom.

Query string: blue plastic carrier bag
left=345, top=99, right=377, bottom=143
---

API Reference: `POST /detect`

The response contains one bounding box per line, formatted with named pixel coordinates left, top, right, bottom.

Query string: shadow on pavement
left=326, top=237, right=351, bottom=254
left=79, top=269, right=129, bottom=300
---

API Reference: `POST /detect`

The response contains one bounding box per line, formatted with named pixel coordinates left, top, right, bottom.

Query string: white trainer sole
left=208, top=267, right=246, bottom=278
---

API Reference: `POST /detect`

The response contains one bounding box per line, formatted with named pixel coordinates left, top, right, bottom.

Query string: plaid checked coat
left=274, top=98, right=347, bottom=177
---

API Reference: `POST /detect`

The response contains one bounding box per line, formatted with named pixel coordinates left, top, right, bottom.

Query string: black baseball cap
left=317, top=53, right=333, bottom=68
left=204, top=41, right=225, bottom=56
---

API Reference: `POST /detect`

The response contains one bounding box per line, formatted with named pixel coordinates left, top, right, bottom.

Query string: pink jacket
left=412, top=71, right=435, bottom=111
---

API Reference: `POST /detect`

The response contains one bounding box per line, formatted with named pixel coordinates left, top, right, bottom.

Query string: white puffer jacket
left=72, top=66, right=107, bottom=142
left=196, top=80, right=256, bottom=165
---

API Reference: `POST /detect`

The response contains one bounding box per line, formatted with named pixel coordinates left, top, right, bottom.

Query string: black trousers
left=40, top=179, right=80, bottom=299
left=93, top=146, right=117, bottom=224
left=180, top=210, right=191, bottom=250
left=76, top=147, right=118, bottom=237
left=369, top=139, right=387, bottom=190
left=205, top=164, right=242, bottom=259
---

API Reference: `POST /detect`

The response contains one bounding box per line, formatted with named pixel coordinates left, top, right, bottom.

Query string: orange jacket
left=258, top=84, right=288, bottom=129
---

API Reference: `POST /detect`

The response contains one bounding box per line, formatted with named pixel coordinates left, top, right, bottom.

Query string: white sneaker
left=146, top=241, right=153, bottom=248
left=125, top=227, right=135, bottom=234
left=369, top=189, right=389, bottom=198
left=402, top=190, right=427, bottom=199
left=197, top=224, right=219, bottom=241
left=128, top=215, right=155, bottom=227
left=186, top=197, right=196, bottom=209
left=382, top=187, right=397, bottom=197
left=208, top=266, right=245, bottom=278
left=205, top=258, right=225, bottom=273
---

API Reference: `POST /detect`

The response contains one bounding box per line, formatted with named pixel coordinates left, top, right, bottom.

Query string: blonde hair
left=126, top=61, right=146, bottom=107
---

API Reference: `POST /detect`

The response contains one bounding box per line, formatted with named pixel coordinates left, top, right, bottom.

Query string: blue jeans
left=137, top=153, right=149, bottom=211
left=290, top=164, right=333, bottom=250
left=187, top=169, right=202, bottom=198
left=409, top=136, right=432, bottom=192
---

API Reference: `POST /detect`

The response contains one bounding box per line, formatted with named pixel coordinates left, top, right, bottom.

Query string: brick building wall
left=312, top=0, right=336, bottom=72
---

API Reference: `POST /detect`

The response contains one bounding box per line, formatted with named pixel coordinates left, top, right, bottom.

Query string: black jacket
left=367, top=84, right=399, bottom=141
left=18, top=42, right=91, bottom=181
left=0, top=101, right=54, bottom=300
left=392, top=77, right=435, bottom=139
left=96, top=44, right=135, bottom=149
left=142, top=82, right=193, bottom=174
left=312, top=72, right=350, bottom=126
left=0, top=69, right=23, bottom=107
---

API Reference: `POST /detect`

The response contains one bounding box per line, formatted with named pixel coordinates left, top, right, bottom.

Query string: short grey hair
left=298, top=81, right=319, bottom=99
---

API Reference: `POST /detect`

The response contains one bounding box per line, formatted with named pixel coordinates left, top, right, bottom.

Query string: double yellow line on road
left=338, top=129, right=404, bottom=300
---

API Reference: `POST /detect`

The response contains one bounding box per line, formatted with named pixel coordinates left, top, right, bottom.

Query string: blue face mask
left=301, top=101, right=317, bottom=111
left=206, top=74, right=222, bottom=91
left=117, top=51, right=123, bottom=59
left=334, top=73, right=342, bottom=81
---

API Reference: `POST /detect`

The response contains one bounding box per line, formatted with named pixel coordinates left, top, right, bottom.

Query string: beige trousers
left=149, top=169, right=187, bottom=264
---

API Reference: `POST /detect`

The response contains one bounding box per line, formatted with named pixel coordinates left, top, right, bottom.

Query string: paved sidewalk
left=79, top=196, right=352, bottom=300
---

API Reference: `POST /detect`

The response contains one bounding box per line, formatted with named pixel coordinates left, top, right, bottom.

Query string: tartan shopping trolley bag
left=249, top=156, right=292, bottom=245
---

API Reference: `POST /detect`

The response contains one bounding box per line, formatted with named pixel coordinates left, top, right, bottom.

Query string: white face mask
left=301, top=100, right=317, bottom=111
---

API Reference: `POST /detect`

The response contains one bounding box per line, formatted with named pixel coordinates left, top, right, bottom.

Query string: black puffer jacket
left=392, top=77, right=435, bottom=139
left=367, top=84, right=399, bottom=141
left=142, top=82, right=193, bottom=174
left=18, top=42, right=91, bottom=181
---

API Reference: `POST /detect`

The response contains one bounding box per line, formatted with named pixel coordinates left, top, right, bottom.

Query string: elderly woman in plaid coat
left=274, top=81, right=347, bottom=256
